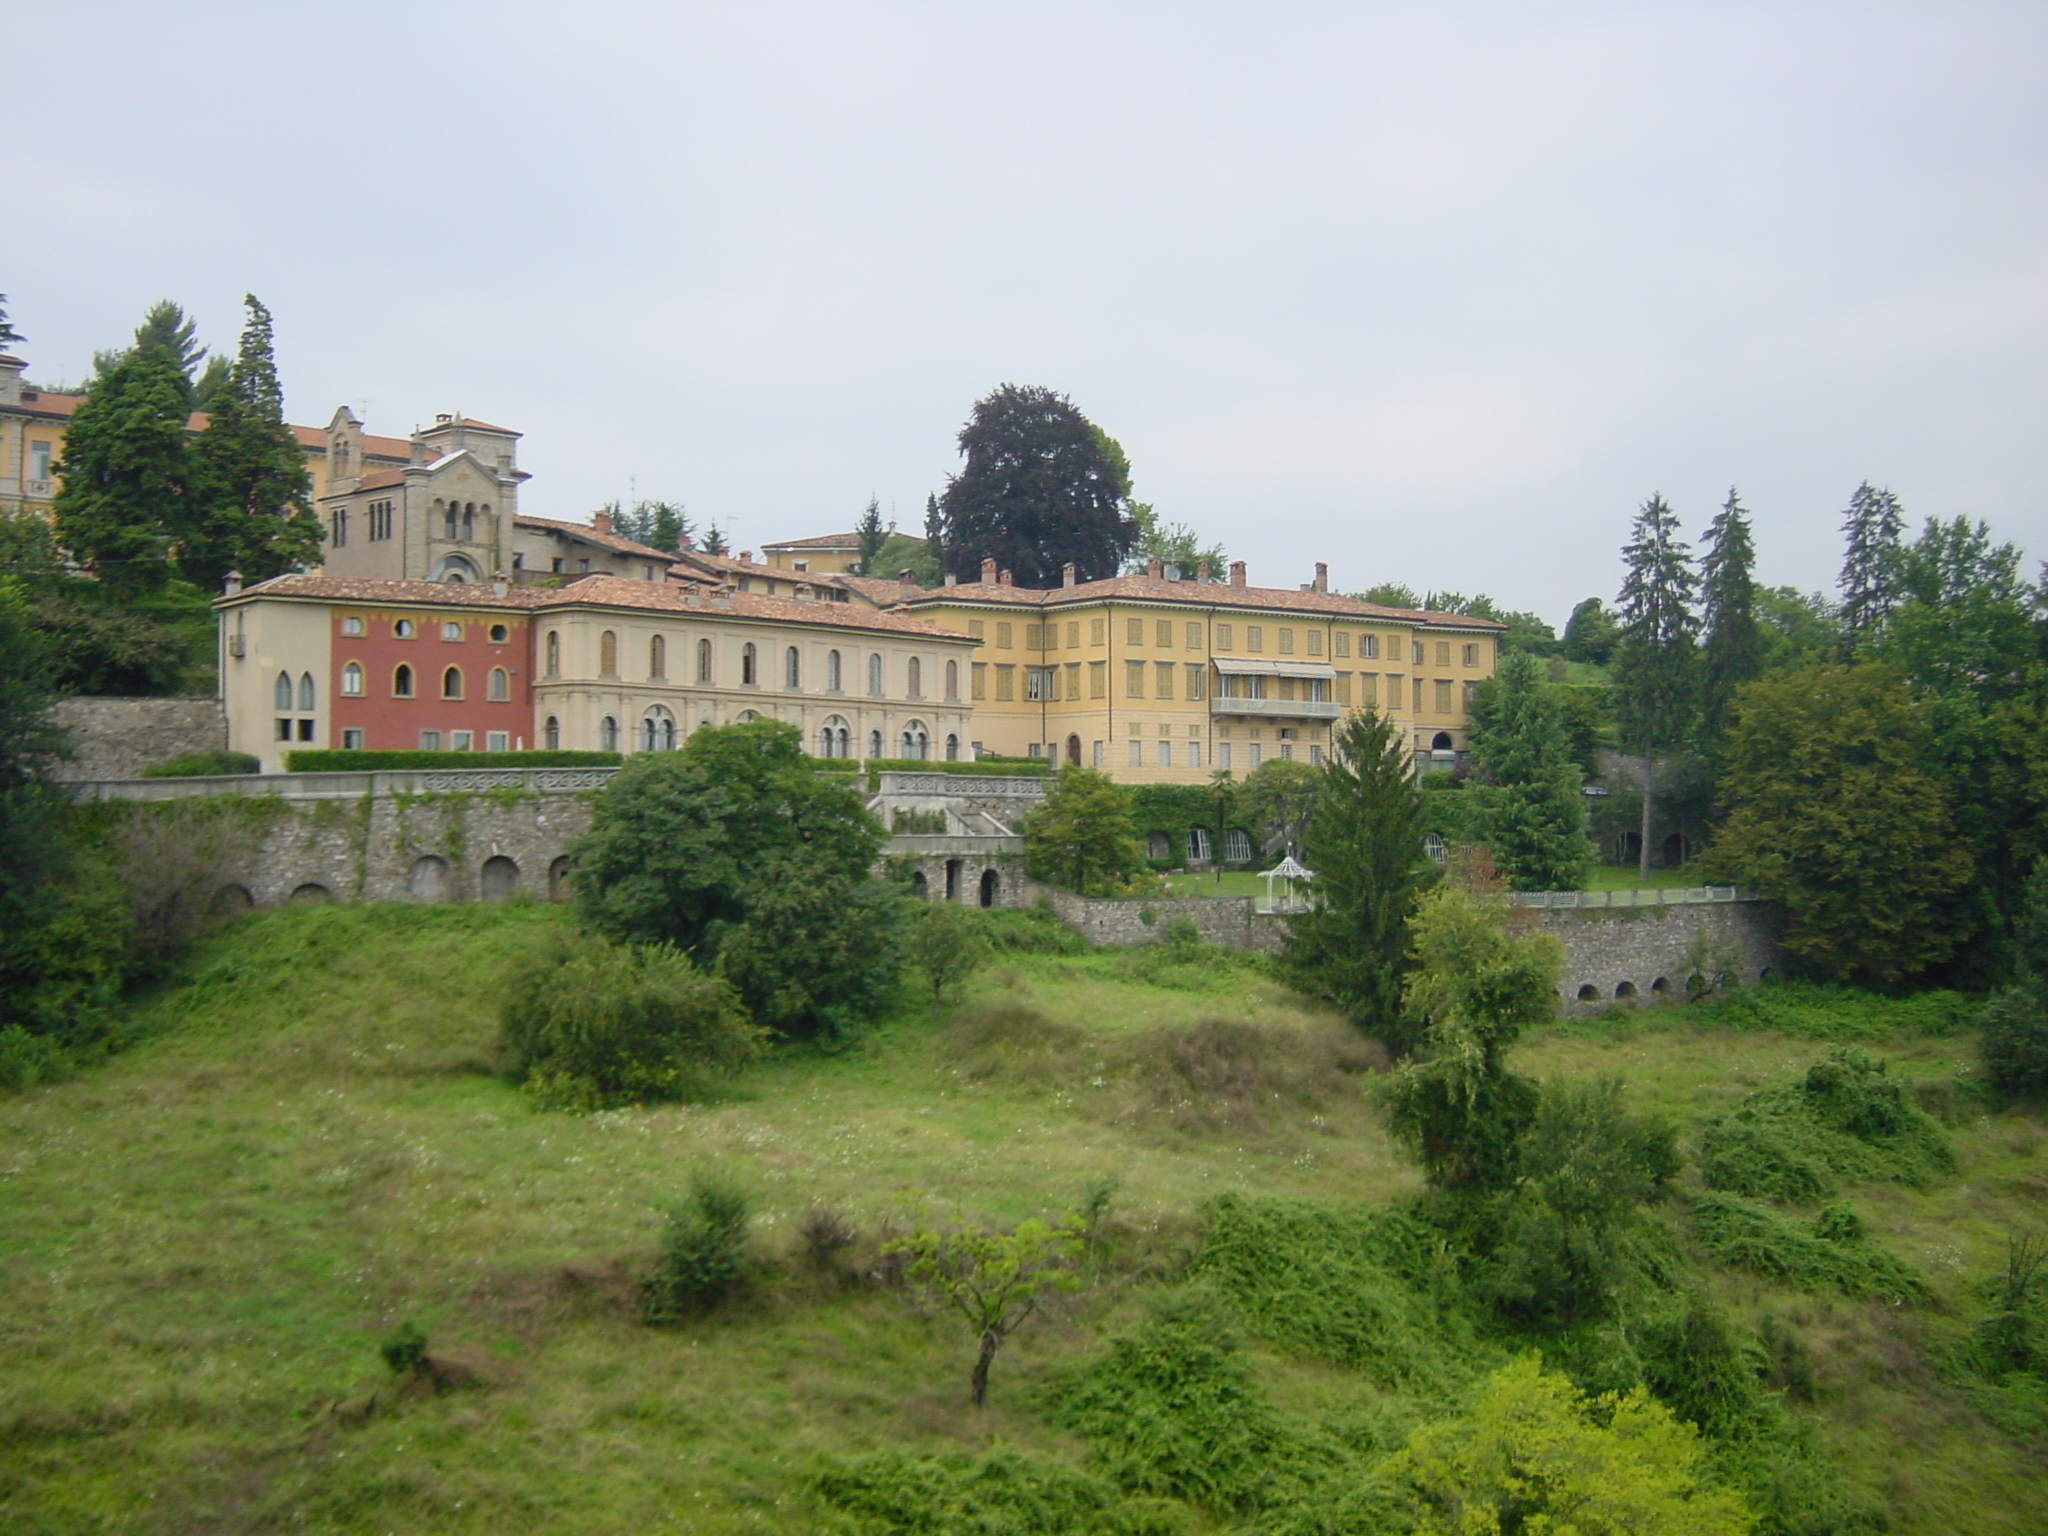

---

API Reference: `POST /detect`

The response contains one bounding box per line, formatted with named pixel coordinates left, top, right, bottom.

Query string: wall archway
left=548, top=856, right=573, bottom=902
left=980, top=867, right=999, bottom=907
left=289, top=882, right=332, bottom=905
left=481, top=856, right=520, bottom=902
left=408, top=855, right=450, bottom=901
left=211, top=884, right=255, bottom=913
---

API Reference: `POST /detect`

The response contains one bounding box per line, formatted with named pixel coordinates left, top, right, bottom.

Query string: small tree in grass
left=907, top=899, right=991, bottom=1002
left=884, top=1216, right=1084, bottom=1406
left=1024, top=766, right=1142, bottom=896
left=645, top=1171, right=754, bottom=1322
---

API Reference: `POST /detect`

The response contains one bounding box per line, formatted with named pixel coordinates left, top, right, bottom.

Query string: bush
left=862, top=757, right=1051, bottom=787
left=140, top=750, right=260, bottom=778
left=500, top=932, right=764, bottom=1110
left=979, top=903, right=1090, bottom=955
left=644, top=1171, right=753, bottom=1322
left=1687, top=1191, right=1928, bottom=1301
left=379, top=1320, right=430, bottom=1376
left=1980, top=987, right=2048, bottom=1099
left=813, top=1448, right=1177, bottom=1536
left=283, top=748, right=621, bottom=771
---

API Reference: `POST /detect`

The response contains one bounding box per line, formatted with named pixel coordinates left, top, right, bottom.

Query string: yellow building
left=902, top=557, right=1502, bottom=782
left=759, top=531, right=864, bottom=575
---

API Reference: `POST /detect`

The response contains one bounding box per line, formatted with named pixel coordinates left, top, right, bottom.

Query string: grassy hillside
left=1, top=905, right=2041, bottom=1534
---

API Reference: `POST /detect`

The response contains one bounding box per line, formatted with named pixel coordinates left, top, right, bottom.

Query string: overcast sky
left=13, top=2, right=2045, bottom=623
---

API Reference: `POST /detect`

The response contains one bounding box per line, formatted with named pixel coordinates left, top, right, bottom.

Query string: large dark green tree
left=1023, top=766, right=1142, bottom=895
left=52, top=325, right=195, bottom=595
left=1279, top=706, right=1438, bottom=1051
left=939, top=385, right=1134, bottom=587
left=1559, top=597, right=1619, bottom=665
left=853, top=497, right=886, bottom=576
left=96, top=300, right=206, bottom=409
left=1469, top=649, right=1594, bottom=893
left=184, top=296, right=321, bottom=590
left=1696, top=488, right=1764, bottom=760
left=1837, top=481, right=1905, bottom=655
left=1612, top=495, right=1697, bottom=881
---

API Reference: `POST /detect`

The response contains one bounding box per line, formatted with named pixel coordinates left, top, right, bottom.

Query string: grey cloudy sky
left=14, top=2, right=2046, bottom=623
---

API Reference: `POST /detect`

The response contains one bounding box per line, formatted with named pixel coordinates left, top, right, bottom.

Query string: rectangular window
left=1188, top=741, right=1201, bottom=768
left=1248, top=742, right=1262, bottom=768
left=1093, top=740, right=1104, bottom=766
left=1186, top=622, right=1201, bottom=650
left=1024, top=624, right=1043, bottom=652
left=419, top=730, right=442, bottom=750
left=996, top=665, right=1015, bottom=701
left=1158, top=741, right=1171, bottom=767
left=1335, top=672, right=1352, bottom=704
left=1309, top=745, right=1322, bottom=765
left=30, top=441, right=52, bottom=480
left=1128, top=740, right=1143, bottom=766
left=1277, top=676, right=1296, bottom=702
left=1412, top=640, right=1424, bottom=665
left=968, top=619, right=985, bottom=640
left=1156, top=620, right=1172, bottom=648
left=1413, top=677, right=1424, bottom=713
left=1463, top=642, right=1479, bottom=667
left=1127, top=617, right=1144, bottom=644
left=1126, top=661, right=1145, bottom=698
left=1278, top=627, right=1294, bottom=654
left=1218, top=742, right=1232, bottom=770
left=1155, top=662, right=1174, bottom=700
left=1186, top=664, right=1205, bottom=701
left=1028, top=743, right=1043, bottom=757
left=451, top=730, right=474, bottom=751
left=1065, top=662, right=1082, bottom=700
left=1066, top=621, right=1080, bottom=649
left=972, top=662, right=987, bottom=700
left=1435, top=679, right=1452, bottom=714
left=996, top=622, right=1013, bottom=649
left=341, top=728, right=365, bottom=750
left=1436, top=641, right=1451, bottom=666
left=1090, top=661, right=1106, bottom=698
left=1246, top=625, right=1263, bottom=652
left=276, top=718, right=292, bottom=741
left=1307, top=630, right=1323, bottom=656
left=1360, top=673, right=1379, bottom=706
left=1026, top=667, right=1053, bottom=702
left=1280, top=743, right=1294, bottom=760
left=1361, top=633, right=1378, bottom=659
left=1464, top=681, right=1479, bottom=706
left=1215, top=623, right=1232, bottom=651
left=487, top=730, right=510, bottom=751
left=1335, top=632, right=1350, bottom=657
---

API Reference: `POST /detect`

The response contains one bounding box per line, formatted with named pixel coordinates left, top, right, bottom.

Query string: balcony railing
left=1209, top=696, right=1342, bottom=719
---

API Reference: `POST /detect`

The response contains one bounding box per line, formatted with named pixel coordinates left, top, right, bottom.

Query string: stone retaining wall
left=1531, top=898, right=1781, bottom=1011
left=52, top=697, right=227, bottom=781
left=1034, top=885, right=1290, bottom=953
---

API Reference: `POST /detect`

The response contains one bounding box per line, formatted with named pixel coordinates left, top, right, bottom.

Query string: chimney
left=740, top=550, right=753, bottom=564
left=1314, top=561, right=1328, bottom=594
left=409, top=435, right=425, bottom=466
left=899, top=568, right=918, bottom=601
left=492, top=571, right=509, bottom=597
left=1147, top=555, right=1163, bottom=579
left=980, top=557, right=997, bottom=584
left=1229, top=560, right=1247, bottom=588
left=593, top=509, right=613, bottom=536
left=222, top=571, right=243, bottom=596
left=999, top=569, right=1014, bottom=586
left=944, top=573, right=958, bottom=586
left=1062, top=561, right=1076, bottom=588
left=1196, top=560, right=1211, bottom=583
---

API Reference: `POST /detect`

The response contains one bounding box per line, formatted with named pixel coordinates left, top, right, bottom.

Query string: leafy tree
left=1025, top=766, right=1142, bottom=895
left=883, top=1216, right=1083, bottom=1405
left=1235, top=756, right=1319, bottom=859
left=185, top=296, right=322, bottom=590
left=853, top=496, right=886, bottom=576
left=0, top=294, right=23, bottom=350
left=1278, top=707, right=1437, bottom=1050
left=1981, top=859, right=2048, bottom=1098
left=1384, top=1356, right=1756, bottom=1536
left=906, top=899, right=991, bottom=1002
left=0, top=581, right=69, bottom=967
left=939, top=385, right=1134, bottom=587
left=1613, top=495, right=1698, bottom=880
left=1754, top=585, right=1840, bottom=668
left=1706, top=663, right=1972, bottom=985
left=1123, top=502, right=1226, bottom=578
left=1837, top=481, right=1906, bottom=655
left=713, top=870, right=907, bottom=1038
left=51, top=329, right=193, bottom=595
left=1360, top=581, right=1422, bottom=609
left=1560, top=596, right=1620, bottom=666
left=1468, top=650, right=1595, bottom=892
left=1697, top=489, right=1763, bottom=761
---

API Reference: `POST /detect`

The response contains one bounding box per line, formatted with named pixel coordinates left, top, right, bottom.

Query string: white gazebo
left=1256, top=854, right=1315, bottom=914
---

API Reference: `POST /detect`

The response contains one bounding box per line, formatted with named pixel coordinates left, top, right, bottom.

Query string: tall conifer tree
left=185, top=297, right=321, bottom=590
left=52, top=333, right=193, bottom=595
left=1697, top=488, right=1763, bottom=760
left=0, top=295, right=24, bottom=350
left=1613, top=495, right=1698, bottom=881
left=1837, top=481, right=1905, bottom=655
left=1471, top=650, right=1595, bottom=892
left=853, top=497, right=886, bottom=576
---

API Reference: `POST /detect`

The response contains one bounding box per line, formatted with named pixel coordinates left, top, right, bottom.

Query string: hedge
left=141, top=750, right=262, bottom=778
left=284, top=749, right=623, bottom=772
left=863, top=758, right=1051, bottom=787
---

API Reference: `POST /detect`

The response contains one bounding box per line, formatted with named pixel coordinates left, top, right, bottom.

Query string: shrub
left=979, top=903, right=1090, bottom=955
left=813, top=1448, right=1174, bottom=1536
left=797, top=1208, right=858, bottom=1275
left=379, top=1320, right=430, bottom=1376
left=1980, top=987, right=2048, bottom=1099
left=284, top=748, right=621, bottom=771
left=1687, top=1191, right=1927, bottom=1301
left=644, top=1172, right=753, bottom=1322
left=500, top=933, right=763, bottom=1110
left=141, top=750, right=260, bottom=778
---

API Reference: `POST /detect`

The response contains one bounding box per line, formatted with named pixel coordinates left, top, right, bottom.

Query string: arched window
left=901, top=721, right=929, bottom=760
left=298, top=672, right=316, bottom=711
left=273, top=672, right=292, bottom=710
left=697, top=638, right=713, bottom=682
left=945, top=733, right=960, bottom=761
left=868, top=729, right=883, bottom=758
left=785, top=646, right=801, bottom=689
left=441, top=666, right=463, bottom=700
left=442, top=501, right=458, bottom=540
left=393, top=664, right=414, bottom=698
left=827, top=650, right=842, bottom=692
left=820, top=715, right=851, bottom=759
left=488, top=667, right=509, bottom=701
left=544, top=715, right=560, bottom=750
left=907, top=657, right=922, bottom=697
left=461, top=502, right=475, bottom=541
left=649, top=634, right=666, bottom=679
left=742, top=643, right=758, bottom=685
left=640, top=705, right=676, bottom=752
left=599, top=715, right=619, bottom=752
left=868, top=653, right=883, bottom=696
left=599, top=630, right=618, bottom=676
left=545, top=631, right=560, bottom=676
left=341, top=662, right=364, bottom=697
left=944, top=659, right=959, bottom=700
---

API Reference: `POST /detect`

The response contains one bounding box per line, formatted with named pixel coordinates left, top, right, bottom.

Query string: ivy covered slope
left=2, top=903, right=2045, bottom=1535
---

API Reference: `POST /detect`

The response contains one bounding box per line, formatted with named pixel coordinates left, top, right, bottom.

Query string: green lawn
left=1583, top=863, right=1701, bottom=891
left=1, top=904, right=2041, bottom=1534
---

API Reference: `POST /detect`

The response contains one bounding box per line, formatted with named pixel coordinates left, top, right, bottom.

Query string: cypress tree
left=854, top=497, right=885, bottom=576
left=52, top=339, right=193, bottom=595
left=1837, top=481, right=1905, bottom=655
left=1697, top=488, right=1763, bottom=759
left=1613, top=495, right=1698, bottom=882
left=185, top=296, right=321, bottom=590
left=1471, top=649, right=1595, bottom=893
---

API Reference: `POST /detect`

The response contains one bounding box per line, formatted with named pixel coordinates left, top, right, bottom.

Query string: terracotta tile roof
left=351, top=468, right=408, bottom=491
left=423, top=417, right=518, bottom=435
left=8, top=389, right=82, bottom=420
left=515, top=514, right=677, bottom=563
left=531, top=574, right=979, bottom=640
left=8, top=390, right=410, bottom=461
left=220, top=574, right=544, bottom=609
left=903, top=573, right=1504, bottom=630
left=762, top=531, right=862, bottom=550
left=829, top=573, right=920, bottom=606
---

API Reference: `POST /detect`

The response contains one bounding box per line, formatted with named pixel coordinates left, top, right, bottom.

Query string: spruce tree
left=641, top=501, right=689, bottom=554
left=1471, top=650, right=1595, bottom=893
left=1837, top=481, right=1905, bottom=655
left=96, top=300, right=206, bottom=410
left=1612, top=495, right=1698, bottom=882
left=853, top=497, right=885, bottom=576
left=1697, top=488, right=1763, bottom=759
left=938, top=385, right=1134, bottom=587
left=185, top=296, right=321, bottom=590
left=52, top=337, right=193, bottom=595
left=0, top=295, right=23, bottom=350
left=1279, top=707, right=1438, bottom=1052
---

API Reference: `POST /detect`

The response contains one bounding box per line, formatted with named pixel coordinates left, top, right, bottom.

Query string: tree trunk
left=970, top=1326, right=1002, bottom=1407
left=1638, top=745, right=1655, bottom=884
